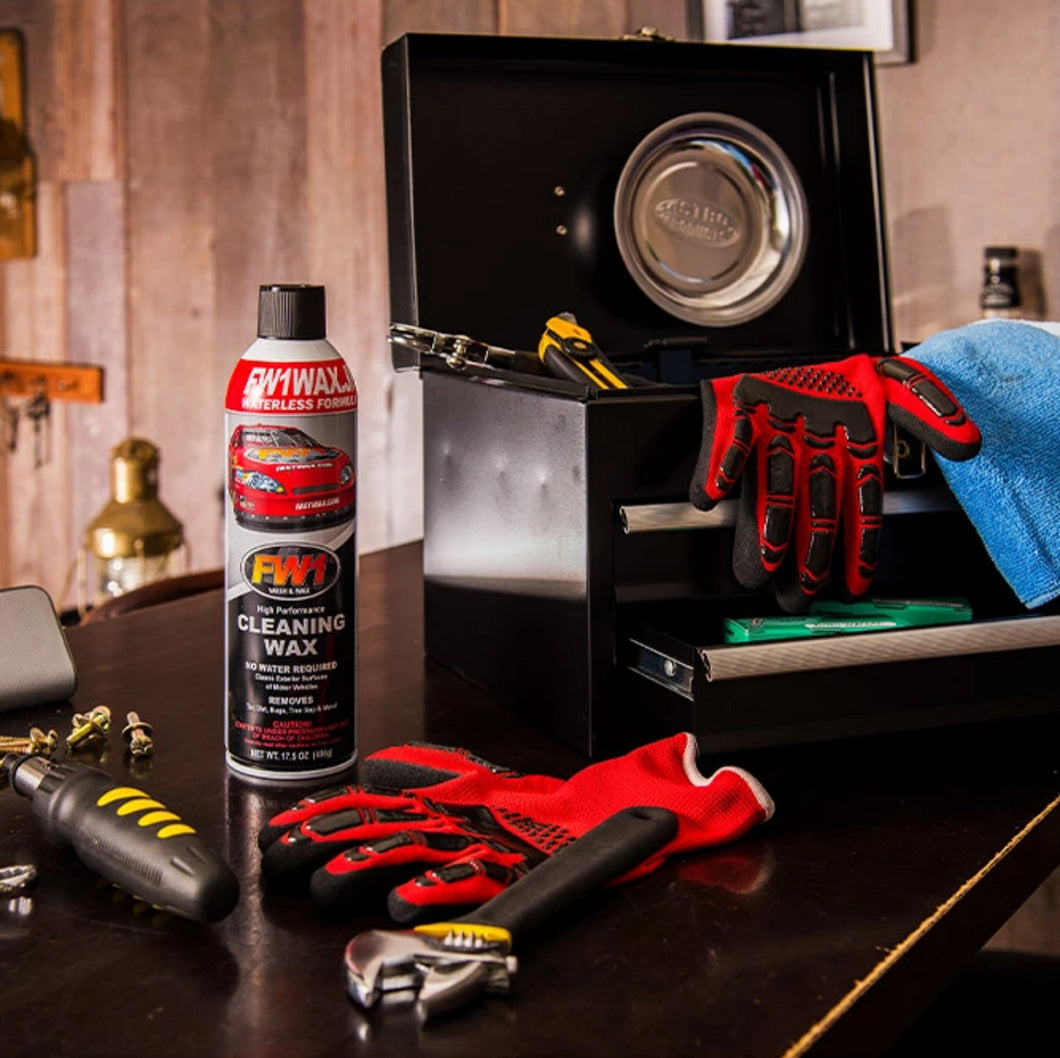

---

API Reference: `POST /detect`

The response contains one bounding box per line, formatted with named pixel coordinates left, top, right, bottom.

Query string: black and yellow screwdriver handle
left=538, top=312, right=628, bottom=392
left=3, top=754, right=239, bottom=922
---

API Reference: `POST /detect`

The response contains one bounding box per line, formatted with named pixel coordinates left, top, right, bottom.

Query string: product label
left=224, top=352, right=357, bottom=778
left=226, top=358, right=358, bottom=415
left=227, top=534, right=355, bottom=771
left=981, top=280, right=1020, bottom=310
left=243, top=543, right=340, bottom=600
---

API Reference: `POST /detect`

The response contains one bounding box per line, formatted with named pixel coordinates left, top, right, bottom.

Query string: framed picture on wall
left=690, top=1, right=914, bottom=65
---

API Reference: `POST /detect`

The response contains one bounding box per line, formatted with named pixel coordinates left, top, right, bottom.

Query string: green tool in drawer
left=723, top=598, right=973, bottom=644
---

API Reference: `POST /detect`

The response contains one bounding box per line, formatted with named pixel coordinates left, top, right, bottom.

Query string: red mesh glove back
left=689, top=354, right=981, bottom=612
left=258, top=733, right=773, bottom=923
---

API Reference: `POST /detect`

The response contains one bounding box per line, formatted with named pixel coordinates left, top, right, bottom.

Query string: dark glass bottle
left=980, top=246, right=1022, bottom=319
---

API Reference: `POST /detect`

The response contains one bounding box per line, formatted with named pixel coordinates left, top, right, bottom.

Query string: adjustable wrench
left=344, top=805, right=678, bottom=1020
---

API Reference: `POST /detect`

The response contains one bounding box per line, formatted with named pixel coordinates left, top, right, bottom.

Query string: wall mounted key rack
left=1, top=359, right=104, bottom=464
left=0, top=359, right=105, bottom=404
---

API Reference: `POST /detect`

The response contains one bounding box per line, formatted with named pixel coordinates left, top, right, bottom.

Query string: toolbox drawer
left=618, top=577, right=1060, bottom=755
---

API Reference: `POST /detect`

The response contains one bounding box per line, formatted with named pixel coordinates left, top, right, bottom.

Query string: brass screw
left=121, top=712, right=154, bottom=758
left=31, top=726, right=59, bottom=756
left=66, top=705, right=112, bottom=749
left=0, top=726, right=59, bottom=757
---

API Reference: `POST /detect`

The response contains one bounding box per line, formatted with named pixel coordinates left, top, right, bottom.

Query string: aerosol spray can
left=224, top=284, right=357, bottom=780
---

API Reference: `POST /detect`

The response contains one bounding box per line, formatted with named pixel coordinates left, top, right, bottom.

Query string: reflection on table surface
left=1, top=542, right=1059, bottom=1058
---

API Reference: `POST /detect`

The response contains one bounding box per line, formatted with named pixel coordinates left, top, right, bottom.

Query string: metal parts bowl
left=613, top=112, right=808, bottom=328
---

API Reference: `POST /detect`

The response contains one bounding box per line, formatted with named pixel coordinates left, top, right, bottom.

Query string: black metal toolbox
left=382, top=33, right=1060, bottom=757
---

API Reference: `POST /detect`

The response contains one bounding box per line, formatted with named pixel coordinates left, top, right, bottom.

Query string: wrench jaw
left=416, top=953, right=518, bottom=1021
left=343, top=929, right=405, bottom=1008
left=344, top=927, right=517, bottom=1020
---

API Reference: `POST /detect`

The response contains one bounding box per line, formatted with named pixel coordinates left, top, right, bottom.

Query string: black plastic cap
left=984, top=246, right=1017, bottom=260
left=257, top=284, right=327, bottom=340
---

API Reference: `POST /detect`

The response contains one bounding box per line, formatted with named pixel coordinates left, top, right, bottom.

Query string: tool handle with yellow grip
left=538, top=313, right=629, bottom=392
left=3, top=755, right=239, bottom=922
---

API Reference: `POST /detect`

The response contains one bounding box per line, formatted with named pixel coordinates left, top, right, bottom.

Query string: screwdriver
left=2, top=754, right=239, bottom=923
left=537, top=312, right=629, bottom=392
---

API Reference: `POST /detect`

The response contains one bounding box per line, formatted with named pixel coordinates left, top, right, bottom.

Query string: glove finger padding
left=257, top=785, right=423, bottom=855
left=731, top=453, right=775, bottom=591
left=877, top=356, right=982, bottom=460
left=690, top=354, right=981, bottom=611
left=310, top=827, right=530, bottom=919
left=258, top=733, right=774, bottom=922
left=259, top=789, right=470, bottom=880
left=384, top=847, right=527, bottom=922
left=689, top=374, right=746, bottom=510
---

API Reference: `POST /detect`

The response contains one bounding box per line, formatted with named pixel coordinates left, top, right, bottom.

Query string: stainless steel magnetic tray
left=614, top=112, right=808, bottom=328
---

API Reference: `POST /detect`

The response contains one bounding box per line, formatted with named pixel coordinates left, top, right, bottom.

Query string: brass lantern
left=80, top=438, right=185, bottom=609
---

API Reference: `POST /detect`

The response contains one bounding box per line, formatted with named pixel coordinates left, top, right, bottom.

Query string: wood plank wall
left=1, top=0, right=1058, bottom=611
left=0, top=0, right=683, bottom=609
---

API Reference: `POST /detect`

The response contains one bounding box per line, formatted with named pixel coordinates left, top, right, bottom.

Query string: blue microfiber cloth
left=910, top=319, right=1060, bottom=609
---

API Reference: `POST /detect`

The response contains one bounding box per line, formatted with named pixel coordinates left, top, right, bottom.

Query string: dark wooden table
left=2, top=541, right=1060, bottom=1057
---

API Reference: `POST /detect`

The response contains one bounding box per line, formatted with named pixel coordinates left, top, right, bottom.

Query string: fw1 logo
left=243, top=544, right=340, bottom=600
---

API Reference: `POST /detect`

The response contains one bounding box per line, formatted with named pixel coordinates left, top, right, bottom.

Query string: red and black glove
left=258, top=733, right=773, bottom=922
left=689, top=354, right=981, bottom=612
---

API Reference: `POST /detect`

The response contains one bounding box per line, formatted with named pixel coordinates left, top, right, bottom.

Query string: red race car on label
left=229, top=424, right=355, bottom=531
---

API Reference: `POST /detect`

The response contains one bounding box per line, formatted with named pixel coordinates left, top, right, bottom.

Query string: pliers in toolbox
left=389, top=323, right=544, bottom=377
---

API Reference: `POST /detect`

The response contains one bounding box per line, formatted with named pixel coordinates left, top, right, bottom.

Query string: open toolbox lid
left=382, top=32, right=894, bottom=375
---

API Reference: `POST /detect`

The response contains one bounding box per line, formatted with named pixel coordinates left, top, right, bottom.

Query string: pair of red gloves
left=259, top=732, right=773, bottom=922
left=259, top=356, right=981, bottom=920
left=688, top=353, right=981, bottom=612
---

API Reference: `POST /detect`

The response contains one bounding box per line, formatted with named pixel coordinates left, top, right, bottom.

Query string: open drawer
left=616, top=496, right=1060, bottom=753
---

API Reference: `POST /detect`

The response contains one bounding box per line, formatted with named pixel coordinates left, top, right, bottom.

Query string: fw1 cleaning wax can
left=224, top=284, right=357, bottom=780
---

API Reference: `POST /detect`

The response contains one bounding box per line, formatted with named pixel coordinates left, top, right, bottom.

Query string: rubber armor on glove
left=258, top=733, right=774, bottom=922
left=689, top=354, right=981, bottom=612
